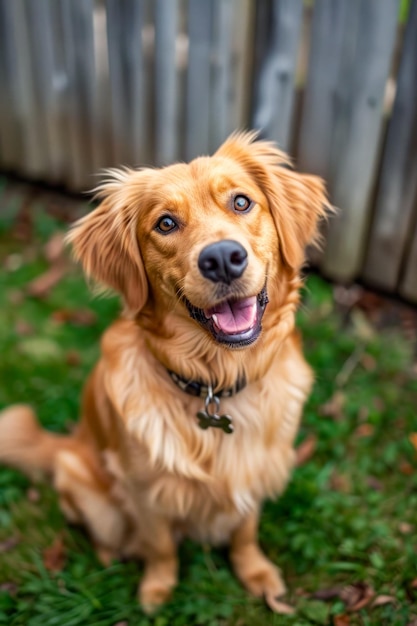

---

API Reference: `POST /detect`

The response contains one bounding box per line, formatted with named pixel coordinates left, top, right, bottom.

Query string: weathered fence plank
left=297, top=0, right=348, bottom=178
left=401, top=223, right=417, bottom=302
left=0, top=0, right=22, bottom=169
left=154, top=0, right=180, bottom=165
left=299, top=0, right=398, bottom=283
left=60, top=0, right=97, bottom=189
left=209, top=0, right=234, bottom=153
left=106, top=0, right=148, bottom=167
left=252, top=0, right=304, bottom=152
left=185, top=0, right=213, bottom=160
left=6, top=0, right=49, bottom=178
left=364, top=0, right=417, bottom=291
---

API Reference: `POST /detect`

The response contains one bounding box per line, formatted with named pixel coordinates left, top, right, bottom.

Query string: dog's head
left=68, top=132, right=327, bottom=348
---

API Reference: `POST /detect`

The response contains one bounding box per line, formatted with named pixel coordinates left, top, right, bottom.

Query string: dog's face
left=68, top=132, right=327, bottom=348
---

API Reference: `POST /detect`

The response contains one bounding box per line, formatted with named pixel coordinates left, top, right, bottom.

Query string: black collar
left=168, top=369, right=246, bottom=399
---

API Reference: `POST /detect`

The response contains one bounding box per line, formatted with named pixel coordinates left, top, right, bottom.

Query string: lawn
left=0, top=179, right=416, bottom=626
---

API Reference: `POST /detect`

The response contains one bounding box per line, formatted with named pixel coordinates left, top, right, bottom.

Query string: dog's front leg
left=230, top=511, right=287, bottom=611
left=135, top=510, right=178, bottom=614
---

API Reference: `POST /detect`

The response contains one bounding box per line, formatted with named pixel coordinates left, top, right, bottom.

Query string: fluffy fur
left=0, top=131, right=327, bottom=613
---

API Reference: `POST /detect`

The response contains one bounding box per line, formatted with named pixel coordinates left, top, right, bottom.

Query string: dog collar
left=167, top=370, right=247, bottom=434
left=167, top=370, right=246, bottom=399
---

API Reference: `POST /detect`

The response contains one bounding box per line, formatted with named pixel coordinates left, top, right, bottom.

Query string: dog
left=0, top=131, right=327, bottom=613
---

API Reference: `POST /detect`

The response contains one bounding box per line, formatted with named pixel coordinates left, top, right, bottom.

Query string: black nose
left=198, top=240, right=248, bottom=284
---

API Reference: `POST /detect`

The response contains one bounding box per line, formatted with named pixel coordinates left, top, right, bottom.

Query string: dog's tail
left=0, top=404, right=78, bottom=477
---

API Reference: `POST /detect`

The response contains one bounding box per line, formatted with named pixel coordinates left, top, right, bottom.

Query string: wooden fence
left=0, top=0, right=416, bottom=301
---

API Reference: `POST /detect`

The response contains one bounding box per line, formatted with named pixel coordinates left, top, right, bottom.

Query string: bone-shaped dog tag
left=196, top=410, right=234, bottom=434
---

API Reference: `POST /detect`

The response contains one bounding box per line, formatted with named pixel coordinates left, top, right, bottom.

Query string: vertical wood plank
left=252, top=0, right=304, bottom=151
left=60, top=0, right=97, bottom=189
left=209, top=0, right=234, bottom=152
left=154, top=0, right=180, bottom=165
left=185, top=0, right=213, bottom=160
left=106, top=0, right=148, bottom=167
left=0, top=0, right=23, bottom=169
left=299, top=0, right=399, bottom=281
left=364, top=0, right=417, bottom=291
left=297, top=0, right=348, bottom=177
left=400, top=222, right=417, bottom=302
left=230, top=0, right=254, bottom=130
left=6, top=0, right=49, bottom=178
left=24, top=0, right=69, bottom=182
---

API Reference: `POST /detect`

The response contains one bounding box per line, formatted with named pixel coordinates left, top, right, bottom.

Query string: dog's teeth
left=212, top=314, right=219, bottom=327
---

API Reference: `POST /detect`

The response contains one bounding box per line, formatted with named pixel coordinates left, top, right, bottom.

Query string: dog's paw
left=138, top=579, right=174, bottom=615
left=232, top=550, right=290, bottom=613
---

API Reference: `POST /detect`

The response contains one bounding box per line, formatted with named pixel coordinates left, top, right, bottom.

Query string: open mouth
left=184, top=287, right=268, bottom=348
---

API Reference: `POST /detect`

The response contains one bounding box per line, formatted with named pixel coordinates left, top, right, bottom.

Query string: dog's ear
left=217, top=132, right=329, bottom=269
left=66, top=169, right=149, bottom=312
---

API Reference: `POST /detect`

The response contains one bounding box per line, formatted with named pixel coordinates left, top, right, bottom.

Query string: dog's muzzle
left=184, top=286, right=269, bottom=348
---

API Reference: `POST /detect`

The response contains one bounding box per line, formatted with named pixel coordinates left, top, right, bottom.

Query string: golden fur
left=0, top=132, right=327, bottom=613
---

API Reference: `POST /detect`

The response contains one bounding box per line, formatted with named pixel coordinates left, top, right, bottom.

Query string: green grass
left=0, top=185, right=416, bottom=625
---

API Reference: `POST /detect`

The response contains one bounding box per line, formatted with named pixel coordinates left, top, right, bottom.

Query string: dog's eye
left=156, top=216, right=178, bottom=234
left=233, top=195, right=252, bottom=212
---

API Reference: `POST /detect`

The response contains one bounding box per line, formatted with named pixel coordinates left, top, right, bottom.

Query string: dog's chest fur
left=100, top=321, right=313, bottom=545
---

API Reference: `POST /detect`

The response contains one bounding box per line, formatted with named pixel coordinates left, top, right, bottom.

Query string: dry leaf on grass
left=311, top=587, right=342, bottom=601
left=319, top=391, right=345, bottom=420
left=44, top=232, right=66, bottom=263
left=354, top=423, right=374, bottom=438
left=0, top=537, right=20, bottom=553
left=372, top=595, right=395, bottom=607
left=399, top=522, right=413, bottom=534
left=43, top=535, right=66, bottom=572
left=409, top=434, right=417, bottom=452
left=26, top=488, right=40, bottom=503
left=51, top=308, right=97, bottom=326
left=334, top=615, right=350, bottom=626
left=0, top=582, right=18, bottom=596
left=27, top=264, right=68, bottom=298
left=340, top=582, right=374, bottom=612
left=295, top=434, right=317, bottom=467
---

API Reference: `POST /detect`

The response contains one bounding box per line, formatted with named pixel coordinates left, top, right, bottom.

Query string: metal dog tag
left=196, top=386, right=234, bottom=434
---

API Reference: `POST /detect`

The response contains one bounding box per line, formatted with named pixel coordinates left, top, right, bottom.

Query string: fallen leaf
left=44, top=232, right=66, bottom=263
left=354, top=423, right=374, bottom=438
left=66, top=350, right=81, bottom=366
left=113, top=622, right=129, bottom=626
left=319, top=391, right=345, bottom=420
left=334, top=615, right=350, bottom=626
left=0, top=582, right=18, bottom=596
left=0, top=537, right=20, bottom=553
left=27, top=264, right=67, bottom=298
left=15, top=320, right=34, bottom=336
left=340, top=582, right=374, bottom=612
left=311, top=586, right=342, bottom=601
left=329, top=472, right=351, bottom=493
left=52, top=308, right=96, bottom=326
left=361, top=354, right=376, bottom=371
left=410, top=579, right=417, bottom=589
left=43, top=536, right=66, bottom=572
left=372, top=595, right=395, bottom=607
left=399, top=522, right=413, bottom=534
left=366, top=476, right=383, bottom=491
left=295, top=434, right=317, bottom=467
left=27, top=488, right=40, bottom=503
left=400, top=462, right=414, bottom=475
left=409, top=434, right=417, bottom=451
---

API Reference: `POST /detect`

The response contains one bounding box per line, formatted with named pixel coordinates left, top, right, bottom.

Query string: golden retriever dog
left=0, top=132, right=327, bottom=613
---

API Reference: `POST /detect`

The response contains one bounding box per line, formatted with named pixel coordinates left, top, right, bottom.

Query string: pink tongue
left=207, top=296, right=258, bottom=334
